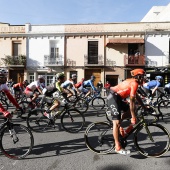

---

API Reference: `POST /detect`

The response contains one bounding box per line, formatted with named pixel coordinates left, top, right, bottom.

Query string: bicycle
left=84, top=111, right=170, bottom=157
left=0, top=112, right=34, bottom=159
left=26, top=99, right=85, bottom=133
left=84, top=91, right=105, bottom=111
left=157, top=99, right=170, bottom=121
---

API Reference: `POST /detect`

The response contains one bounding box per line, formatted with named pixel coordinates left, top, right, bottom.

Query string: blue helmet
left=155, top=76, right=163, bottom=80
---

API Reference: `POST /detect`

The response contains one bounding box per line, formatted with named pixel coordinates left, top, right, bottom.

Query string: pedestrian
left=97, top=80, right=103, bottom=93
left=104, top=81, right=111, bottom=96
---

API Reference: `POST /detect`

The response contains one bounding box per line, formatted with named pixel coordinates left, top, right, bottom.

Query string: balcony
left=44, top=55, right=64, bottom=66
left=84, top=55, right=104, bottom=66
left=1, top=55, right=26, bottom=67
left=124, top=55, right=145, bottom=66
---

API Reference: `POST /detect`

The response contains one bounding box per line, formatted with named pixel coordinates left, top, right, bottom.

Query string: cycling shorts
left=107, top=90, right=129, bottom=120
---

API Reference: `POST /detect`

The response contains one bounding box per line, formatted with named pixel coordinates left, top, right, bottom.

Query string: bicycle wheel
left=157, top=100, right=170, bottom=117
left=0, top=124, right=34, bottom=159
left=18, top=101, right=30, bottom=117
left=61, top=109, right=85, bottom=133
left=157, top=94, right=169, bottom=104
left=85, top=122, right=114, bottom=154
left=27, top=109, right=53, bottom=132
left=92, top=97, right=105, bottom=110
left=74, top=98, right=89, bottom=113
left=134, top=123, right=170, bottom=157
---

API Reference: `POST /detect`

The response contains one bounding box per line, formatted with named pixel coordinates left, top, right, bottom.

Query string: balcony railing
left=44, top=55, right=64, bottom=66
left=124, top=55, right=145, bottom=66
left=84, top=55, right=104, bottom=66
left=1, top=55, right=26, bottom=67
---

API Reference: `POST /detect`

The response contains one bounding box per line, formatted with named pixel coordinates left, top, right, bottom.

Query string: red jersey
left=110, top=78, right=138, bottom=99
left=13, top=83, right=24, bottom=89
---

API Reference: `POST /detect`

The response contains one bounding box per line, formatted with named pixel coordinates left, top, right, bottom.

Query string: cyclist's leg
left=107, top=91, right=130, bottom=155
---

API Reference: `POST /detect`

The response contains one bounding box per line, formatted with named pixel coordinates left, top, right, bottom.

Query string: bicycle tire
left=157, top=99, right=170, bottom=117
left=27, top=109, right=54, bottom=132
left=18, top=101, right=31, bottom=118
left=84, top=122, right=114, bottom=154
left=61, top=108, right=85, bottom=133
left=0, top=124, right=34, bottom=159
left=74, top=97, right=89, bottom=113
left=134, top=123, right=170, bottom=157
left=157, top=94, right=169, bottom=104
left=0, top=98, right=8, bottom=110
left=92, top=97, right=105, bottom=110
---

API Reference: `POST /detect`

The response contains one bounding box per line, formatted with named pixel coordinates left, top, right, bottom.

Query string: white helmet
left=0, top=68, right=8, bottom=77
left=38, top=75, right=45, bottom=79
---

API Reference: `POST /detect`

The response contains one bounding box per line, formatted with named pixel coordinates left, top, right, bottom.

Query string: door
left=106, top=75, right=118, bottom=86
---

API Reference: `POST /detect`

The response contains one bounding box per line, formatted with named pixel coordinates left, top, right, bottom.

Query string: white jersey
left=61, top=80, right=74, bottom=88
left=27, top=80, right=44, bottom=91
left=0, top=84, right=9, bottom=91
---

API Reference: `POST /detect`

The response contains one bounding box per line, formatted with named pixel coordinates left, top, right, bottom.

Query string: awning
left=107, top=38, right=144, bottom=44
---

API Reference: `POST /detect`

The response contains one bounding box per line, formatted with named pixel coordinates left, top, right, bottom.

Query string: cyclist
left=75, top=78, right=85, bottom=94
left=107, top=68, right=145, bottom=155
left=81, top=75, right=98, bottom=98
left=142, top=75, right=163, bottom=99
left=43, top=73, right=68, bottom=120
left=164, top=82, right=170, bottom=94
left=13, top=80, right=27, bottom=99
left=0, top=68, right=23, bottom=118
left=61, top=74, right=77, bottom=97
left=24, top=75, right=45, bottom=104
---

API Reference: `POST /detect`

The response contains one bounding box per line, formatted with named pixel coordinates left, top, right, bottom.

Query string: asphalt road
left=0, top=102, right=170, bottom=170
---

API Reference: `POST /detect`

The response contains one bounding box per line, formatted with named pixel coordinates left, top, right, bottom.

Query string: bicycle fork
left=8, top=123, right=19, bottom=144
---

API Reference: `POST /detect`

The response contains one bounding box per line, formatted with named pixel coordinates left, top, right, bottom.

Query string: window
left=88, top=41, right=98, bottom=64
left=47, top=75, right=55, bottom=85
left=13, top=42, right=21, bottom=56
left=29, top=74, right=34, bottom=83
left=50, top=47, right=59, bottom=58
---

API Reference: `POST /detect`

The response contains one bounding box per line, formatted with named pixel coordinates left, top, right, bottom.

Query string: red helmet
left=131, top=69, right=145, bottom=77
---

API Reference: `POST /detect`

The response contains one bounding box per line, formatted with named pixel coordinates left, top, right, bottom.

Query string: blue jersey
left=143, top=80, right=161, bottom=90
left=83, top=79, right=96, bottom=91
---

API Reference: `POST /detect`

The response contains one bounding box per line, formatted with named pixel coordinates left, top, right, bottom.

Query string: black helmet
left=56, top=72, right=65, bottom=79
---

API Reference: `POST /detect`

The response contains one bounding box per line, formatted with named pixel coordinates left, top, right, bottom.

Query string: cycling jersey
left=61, top=80, right=74, bottom=88
left=165, top=83, right=170, bottom=88
left=0, top=83, right=20, bottom=117
left=83, top=79, right=96, bottom=91
left=26, top=80, right=44, bottom=91
left=13, top=82, right=25, bottom=90
left=110, top=78, right=138, bottom=99
left=143, top=80, right=161, bottom=90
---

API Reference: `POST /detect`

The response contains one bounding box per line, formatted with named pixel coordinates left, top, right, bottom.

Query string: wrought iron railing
left=44, top=55, right=64, bottom=66
left=84, top=55, right=104, bottom=65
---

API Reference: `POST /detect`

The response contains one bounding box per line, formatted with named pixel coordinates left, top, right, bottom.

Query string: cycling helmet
left=56, top=72, right=65, bottom=79
left=130, top=69, right=145, bottom=77
left=38, top=75, right=45, bottom=80
left=71, top=74, right=77, bottom=79
left=155, top=76, right=163, bottom=80
left=0, top=68, right=8, bottom=77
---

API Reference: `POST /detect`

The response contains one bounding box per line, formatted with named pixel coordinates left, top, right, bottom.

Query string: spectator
left=104, top=81, right=111, bottom=96
left=97, top=80, right=103, bottom=93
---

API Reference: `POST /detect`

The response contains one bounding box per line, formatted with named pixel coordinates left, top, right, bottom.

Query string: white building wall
left=27, top=37, right=64, bottom=67
left=145, top=35, right=169, bottom=67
